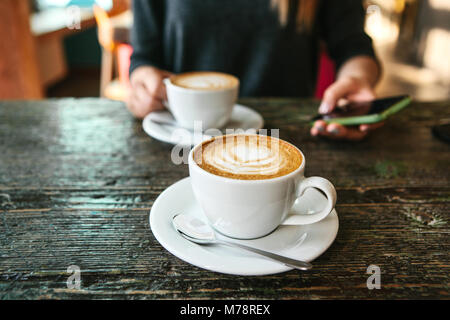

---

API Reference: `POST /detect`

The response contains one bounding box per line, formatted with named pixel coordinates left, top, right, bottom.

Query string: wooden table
left=0, top=98, right=448, bottom=300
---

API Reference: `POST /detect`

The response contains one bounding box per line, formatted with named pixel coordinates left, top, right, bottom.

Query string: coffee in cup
left=189, top=134, right=337, bottom=239
left=170, top=72, right=239, bottom=91
left=193, top=134, right=303, bottom=180
left=164, top=72, right=239, bottom=130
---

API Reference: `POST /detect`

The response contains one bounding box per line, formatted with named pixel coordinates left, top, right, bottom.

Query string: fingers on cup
left=135, top=85, right=164, bottom=112
left=127, top=86, right=164, bottom=118
left=142, top=76, right=167, bottom=102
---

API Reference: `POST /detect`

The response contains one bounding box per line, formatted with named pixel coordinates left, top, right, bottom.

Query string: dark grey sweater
left=130, top=0, right=376, bottom=97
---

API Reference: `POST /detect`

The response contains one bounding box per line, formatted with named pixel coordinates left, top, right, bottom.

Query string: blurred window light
left=367, top=0, right=401, bottom=12
left=424, top=28, right=450, bottom=84
left=37, top=0, right=112, bottom=9
left=38, top=0, right=70, bottom=7
left=367, top=4, right=381, bottom=15
left=429, top=0, right=450, bottom=11
left=365, top=4, right=400, bottom=43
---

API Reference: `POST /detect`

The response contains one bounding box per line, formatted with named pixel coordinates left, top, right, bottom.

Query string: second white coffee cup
left=163, top=73, right=239, bottom=130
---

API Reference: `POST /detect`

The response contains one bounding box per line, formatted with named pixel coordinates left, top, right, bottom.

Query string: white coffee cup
left=188, top=136, right=337, bottom=239
left=163, top=72, right=239, bottom=130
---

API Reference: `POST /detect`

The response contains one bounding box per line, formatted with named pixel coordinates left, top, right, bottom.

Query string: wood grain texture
left=0, top=98, right=449, bottom=299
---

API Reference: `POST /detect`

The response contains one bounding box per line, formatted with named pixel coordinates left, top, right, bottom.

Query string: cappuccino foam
left=170, top=72, right=238, bottom=90
left=194, top=134, right=303, bottom=180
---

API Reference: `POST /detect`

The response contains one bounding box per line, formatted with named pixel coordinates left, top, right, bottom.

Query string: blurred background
left=0, top=0, right=449, bottom=101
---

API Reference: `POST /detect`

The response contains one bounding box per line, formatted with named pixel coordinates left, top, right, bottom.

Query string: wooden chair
left=93, top=0, right=132, bottom=101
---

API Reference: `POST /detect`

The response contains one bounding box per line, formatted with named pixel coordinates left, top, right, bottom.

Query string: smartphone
left=311, top=95, right=411, bottom=126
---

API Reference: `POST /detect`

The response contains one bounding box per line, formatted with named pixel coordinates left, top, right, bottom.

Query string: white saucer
left=142, top=104, right=264, bottom=147
left=149, top=177, right=339, bottom=276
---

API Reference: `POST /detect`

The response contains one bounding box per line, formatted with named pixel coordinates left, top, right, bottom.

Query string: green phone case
left=312, top=96, right=412, bottom=126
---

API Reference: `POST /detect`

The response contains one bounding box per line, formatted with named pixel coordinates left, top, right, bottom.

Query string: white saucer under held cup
left=142, top=104, right=264, bottom=147
left=149, top=177, right=339, bottom=276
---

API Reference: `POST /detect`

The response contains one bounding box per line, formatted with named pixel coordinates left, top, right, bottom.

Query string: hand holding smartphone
left=311, top=95, right=411, bottom=126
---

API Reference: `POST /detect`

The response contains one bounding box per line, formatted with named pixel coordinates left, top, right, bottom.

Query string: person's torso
left=162, top=0, right=319, bottom=96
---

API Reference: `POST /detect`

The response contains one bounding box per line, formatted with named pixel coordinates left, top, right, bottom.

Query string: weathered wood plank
left=1, top=99, right=449, bottom=189
left=0, top=187, right=449, bottom=211
left=0, top=203, right=447, bottom=299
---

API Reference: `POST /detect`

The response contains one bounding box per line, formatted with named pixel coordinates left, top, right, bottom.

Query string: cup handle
left=283, top=176, right=337, bottom=225
left=162, top=78, right=171, bottom=112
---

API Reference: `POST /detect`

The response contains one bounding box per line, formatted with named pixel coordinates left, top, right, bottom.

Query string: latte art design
left=177, top=75, right=231, bottom=89
left=171, top=72, right=238, bottom=90
left=194, top=135, right=303, bottom=180
left=206, top=140, right=283, bottom=176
